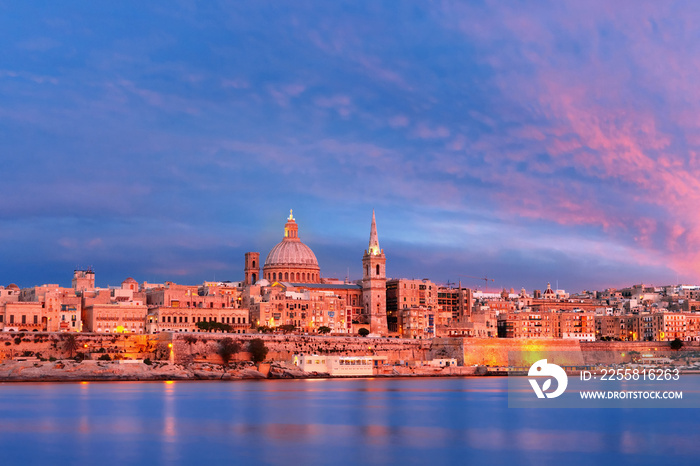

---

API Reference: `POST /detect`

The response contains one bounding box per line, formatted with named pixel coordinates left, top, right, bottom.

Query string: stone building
left=595, top=315, right=645, bottom=341
left=146, top=282, right=238, bottom=309
left=145, top=306, right=249, bottom=334
left=72, top=269, right=95, bottom=292
left=83, top=303, right=148, bottom=333
left=437, top=286, right=473, bottom=322
left=387, top=278, right=437, bottom=334
left=0, top=283, right=82, bottom=332
left=497, top=310, right=594, bottom=340
left=396, top=306, right=434, bottom=339
left=1, top=302, right=44, bottom=331
left=249, top=283, right=353, bottom=334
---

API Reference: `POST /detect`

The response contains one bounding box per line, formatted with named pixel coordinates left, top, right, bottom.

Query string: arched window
left=296, top=272, right=300, bottom=281
left=273, top=272, right=276, bottom=281
left=376, top=264, right=380, bottom=276
left=285, top=272, right=289, bottom=280
left=252, top=260, right=256, bottom=268
left=252, top=273, right=257, bottom=282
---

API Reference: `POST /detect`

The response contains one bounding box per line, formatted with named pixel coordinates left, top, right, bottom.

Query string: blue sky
left=2, top=1, right=699, bottom=292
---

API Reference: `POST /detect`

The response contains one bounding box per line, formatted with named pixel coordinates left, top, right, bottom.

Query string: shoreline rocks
left=0, top=360, right=485, bottom=382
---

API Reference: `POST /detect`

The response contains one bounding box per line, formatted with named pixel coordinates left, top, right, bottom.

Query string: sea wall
left=460, top=338, right=585, bottom=366
left=0, top=332, right=431, bottom=365
left=166, top=333, right=430, bottom=365
left=0, top=332, right=154, bottom=361
left=2, top=332, right=698, bottom=368
left=428, top=338, right=700, bottom=368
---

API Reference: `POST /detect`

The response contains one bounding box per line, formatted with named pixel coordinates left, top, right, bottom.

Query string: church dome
left=265, top=241, right=319, bottom=268
left=263, top=210, right=321, bottom=283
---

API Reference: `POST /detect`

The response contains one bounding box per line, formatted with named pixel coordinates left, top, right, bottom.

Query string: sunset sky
left=2, top=1, right=700, bottom=292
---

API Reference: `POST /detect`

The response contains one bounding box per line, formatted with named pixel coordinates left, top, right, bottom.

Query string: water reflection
left=0, top=378, right=697, bottom=465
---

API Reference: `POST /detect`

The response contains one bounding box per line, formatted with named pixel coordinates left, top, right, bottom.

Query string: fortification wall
left=431, top=338, right=700, bottom=367
left=459, top=338, right=585, bottom=366
left=0, top=332, right=154, bottom=361
left=167, top=333, right=430, bottom=364
left=2, top=332, right=697, bottom=367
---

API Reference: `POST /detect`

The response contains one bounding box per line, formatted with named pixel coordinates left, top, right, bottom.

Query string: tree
left=196, top=321, right=212, bottom=332
left=62, top=333, right=80, bottom=358
left=217, top=337, right=241, bottom=377
left=248, top=338, right=269, bottom=364
left=196, top=321, right=232, bottom=333
left=358, top=328, right=370, bottom=337
left=278, top=324, right=296, bottom=334
left=671, top=338, right=684, bottom=351
left=317, top=326, right=331, bottom=334
left=257, top=326, right=274, bottom=333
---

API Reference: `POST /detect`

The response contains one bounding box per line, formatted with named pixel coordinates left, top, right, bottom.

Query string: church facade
left=244, top=210, right=389, bottom=335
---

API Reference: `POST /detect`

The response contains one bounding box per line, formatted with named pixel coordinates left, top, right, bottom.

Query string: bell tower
left=362, top=210, right=388, bottom=335
left=244, top=252, right=260, bottom=285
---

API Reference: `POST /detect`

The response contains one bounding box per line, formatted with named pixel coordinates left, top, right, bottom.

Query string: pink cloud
left=433, top=1, right=700, bottom=279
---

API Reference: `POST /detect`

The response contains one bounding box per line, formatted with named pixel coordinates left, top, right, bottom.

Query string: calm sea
left=0, top=377, right=698, bottom=465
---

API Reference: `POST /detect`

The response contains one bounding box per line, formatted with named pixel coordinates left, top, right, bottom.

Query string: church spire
left=368, top=210, right=381, bottom=256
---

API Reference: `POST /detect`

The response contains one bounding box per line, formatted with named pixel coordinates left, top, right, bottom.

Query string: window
left=22, top=315, right=26, bottom=324
left=376, top=264, right=380, bottom=276
left=33, top=315, right=38, bottom=324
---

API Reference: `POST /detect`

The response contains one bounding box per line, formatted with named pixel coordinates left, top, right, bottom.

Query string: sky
left=1, top=1, right=700, bottom=292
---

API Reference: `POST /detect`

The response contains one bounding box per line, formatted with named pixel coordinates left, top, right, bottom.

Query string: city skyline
left=2, top=2, right=699, bottom=290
